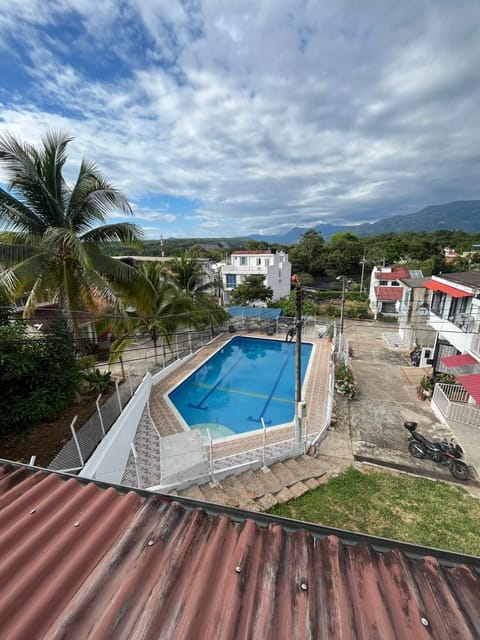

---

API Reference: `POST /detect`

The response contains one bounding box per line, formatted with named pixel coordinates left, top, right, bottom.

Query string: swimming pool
left=167, top=336, right=313, bottom=439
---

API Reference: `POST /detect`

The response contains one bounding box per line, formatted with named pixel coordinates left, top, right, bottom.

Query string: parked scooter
left=403, top=421, right=469, bottom=481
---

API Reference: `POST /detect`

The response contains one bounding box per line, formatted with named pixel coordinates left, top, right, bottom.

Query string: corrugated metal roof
left=441, top=354, right=478, bottom=367
left=425, top=280, right=470, bottom=297
left=1, top=460, right=479, bottom=640
left=375, top=267, right=410, bottom=281
left=374, top=286, right=403, bottom=301
left=457, top=374, right=480, bottom=404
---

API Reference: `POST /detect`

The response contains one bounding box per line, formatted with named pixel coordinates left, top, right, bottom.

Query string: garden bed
left=0, top=391, right=114, bottom=468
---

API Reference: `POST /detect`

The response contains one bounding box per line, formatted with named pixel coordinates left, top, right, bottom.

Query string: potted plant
left=420, top=375, right=434, bottom=398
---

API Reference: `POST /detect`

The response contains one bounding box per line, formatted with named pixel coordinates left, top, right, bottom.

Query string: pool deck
left=148, top=331, right=332, bottom=461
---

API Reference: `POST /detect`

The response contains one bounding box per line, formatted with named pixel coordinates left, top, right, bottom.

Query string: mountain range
left=249, top=200, right=480, bottom=244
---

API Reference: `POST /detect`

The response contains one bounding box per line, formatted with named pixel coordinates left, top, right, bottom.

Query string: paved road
left=318, top=320, right=479, bottom=489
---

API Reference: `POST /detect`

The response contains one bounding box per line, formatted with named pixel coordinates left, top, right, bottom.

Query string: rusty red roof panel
left=374, top=267, right=410, bottom=281
left=374, top=286, right=403, bottom=301
left=457, top=374, right=480, bottom=404
left=0, top=461, right=479, bottom=640
left=425, top=280, right=470, bottom=297
left=441, top=354, right=478, bottom=367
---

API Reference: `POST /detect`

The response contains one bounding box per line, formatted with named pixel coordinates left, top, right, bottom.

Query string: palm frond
left=68, top=162, right=133, bottom=231
left=0, top=243, right=34, bottom=267
left=0, top=253, right=50, bottom=296
left=0, top=187, right=46, bottom=234
left=81, top=222, right=143, bottom=245
left=0, top=132, right=64, bottom=228
left=40, top=131, right=72, bottom=224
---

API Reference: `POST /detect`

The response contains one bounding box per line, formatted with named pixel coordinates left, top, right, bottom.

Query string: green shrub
left=0, top=321, right=81, bottom=437
left=335, top=363, right=357, bottom=399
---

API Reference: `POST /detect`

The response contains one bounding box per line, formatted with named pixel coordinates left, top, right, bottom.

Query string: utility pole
left=359, top=254, right=366, bottom=295
left=292, top=275, right=303, bottom=445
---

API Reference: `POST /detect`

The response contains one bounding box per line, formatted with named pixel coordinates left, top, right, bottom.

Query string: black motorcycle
left=404, top=421, right=469, bottom=481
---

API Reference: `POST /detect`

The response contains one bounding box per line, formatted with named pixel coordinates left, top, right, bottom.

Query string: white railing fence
left=432, top=383, right=480, bottom=429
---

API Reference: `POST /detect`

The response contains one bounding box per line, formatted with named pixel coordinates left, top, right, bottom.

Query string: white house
left=368, top=265, right=412, bottom=317
left=218, top=249, right=291, bottom=305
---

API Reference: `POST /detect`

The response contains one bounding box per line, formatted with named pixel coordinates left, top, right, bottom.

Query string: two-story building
left=218, top=249, right=291, bottom=306
left=425, top=272, right=480, bottom=426
left=369, top=265, right=413, bottom=317
left=396, top=276, right=435, bottom=352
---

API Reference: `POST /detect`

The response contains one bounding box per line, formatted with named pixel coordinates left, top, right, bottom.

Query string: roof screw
left=30, top=509, right=36, bottom=514
left=421, top=618, right=429, bottom=626
left=301, top=583, right=308, bottom=591
left=73, top=522, right=80, bottom=527
left=147, top=540, right=154, bottom=547
left=235, top=566, right=241, bottom=573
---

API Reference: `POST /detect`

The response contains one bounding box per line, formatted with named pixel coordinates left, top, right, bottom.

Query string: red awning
left=425, top=281, right=470, bottom=297
left=457, top=374, right=480, bottom=404
left=441, top=354, right=478, bottom=367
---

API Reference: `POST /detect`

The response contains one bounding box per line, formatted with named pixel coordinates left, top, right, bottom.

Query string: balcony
left=432, top=383, right=480, bottom=429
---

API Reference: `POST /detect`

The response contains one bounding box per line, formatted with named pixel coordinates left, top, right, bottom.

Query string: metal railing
left=433, top=383, right=480, bottom=429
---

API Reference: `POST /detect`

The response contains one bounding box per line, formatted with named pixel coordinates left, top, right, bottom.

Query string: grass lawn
left=268, top=467, right=480, bottom=556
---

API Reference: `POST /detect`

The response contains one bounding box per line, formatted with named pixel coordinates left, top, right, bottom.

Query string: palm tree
left=167, top=249, right=227, bottom=327
left=108, top=261, right=195, bottom=365
left=0, top=131, right=142, bottom=334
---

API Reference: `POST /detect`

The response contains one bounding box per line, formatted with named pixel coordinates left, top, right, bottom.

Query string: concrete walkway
left=340, top=321, right=480, bottom=491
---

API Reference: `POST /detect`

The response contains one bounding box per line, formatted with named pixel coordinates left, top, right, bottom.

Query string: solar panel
left=409, top=270, right=424, bottom=278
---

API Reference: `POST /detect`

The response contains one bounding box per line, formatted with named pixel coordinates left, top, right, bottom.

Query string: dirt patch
left=0, top=391, right=113, bottom=468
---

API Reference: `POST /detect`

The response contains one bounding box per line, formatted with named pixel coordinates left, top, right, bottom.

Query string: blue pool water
left=168, top=336, right=313, bottom=438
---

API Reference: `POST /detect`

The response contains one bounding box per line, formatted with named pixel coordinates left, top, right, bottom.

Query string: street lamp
left=336, top=275, right=347, bottom=340
left=336, top=275, right=351, bottom=356
left=291, top=275, right=303, bottom=446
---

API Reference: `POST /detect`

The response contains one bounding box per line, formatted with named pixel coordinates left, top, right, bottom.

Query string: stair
left=177, top=454, right=328, bottom=512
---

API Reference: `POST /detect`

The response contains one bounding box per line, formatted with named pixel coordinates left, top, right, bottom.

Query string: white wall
left=80, top=374, right=152, bottom=484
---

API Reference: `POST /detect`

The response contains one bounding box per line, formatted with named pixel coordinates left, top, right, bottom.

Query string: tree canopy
left=0, top=131, right=143, bottom=334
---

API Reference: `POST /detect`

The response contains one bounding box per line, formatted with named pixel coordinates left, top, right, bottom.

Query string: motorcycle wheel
left=409, top=441, right=426, bottom=459
left=449, top=460, right=469, bottom=481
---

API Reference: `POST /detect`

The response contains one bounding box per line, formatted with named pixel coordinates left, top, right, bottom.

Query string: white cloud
left=0, top=0, right=480, bottom=237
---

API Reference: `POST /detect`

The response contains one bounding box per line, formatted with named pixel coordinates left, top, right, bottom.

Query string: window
left=379, top=280, right=388, bottom=286
left=431, top=292, right=446, bottom=317
left=256, top=258, right=262, bottom=266
left=226, top=274, right=237, bottom=288
left=240, top=257, right=247, bottom=266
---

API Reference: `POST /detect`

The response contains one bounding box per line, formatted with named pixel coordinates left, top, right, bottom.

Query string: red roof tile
left=457, top=374, right=480, bottom=404
left=374, top=267, right=410, bottom=281
left=0, top=461, right=479, bottom=639
left=425, top=280, right=470, bottom=297
left=374, top=286, right=403, bottom=301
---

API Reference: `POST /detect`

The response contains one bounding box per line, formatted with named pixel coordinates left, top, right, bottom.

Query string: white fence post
left=127, top=368, right=133, bottom=396
left=96, top=394, right=106, bottom=436
left=261, top=417, right=268, bottom=470
left=69, top=416, right=84, bottom=466
left=207, top=428, right=214, bottom=483
left=130, top=443, right=142, bottom=488
left=115, top=380, right=122, bottom=414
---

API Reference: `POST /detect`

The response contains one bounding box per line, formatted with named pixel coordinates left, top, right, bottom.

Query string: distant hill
left=250, top=200, right=480, bottom=244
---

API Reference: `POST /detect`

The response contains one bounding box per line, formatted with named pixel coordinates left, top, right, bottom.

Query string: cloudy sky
left=1, top=1, right=479, bottom=239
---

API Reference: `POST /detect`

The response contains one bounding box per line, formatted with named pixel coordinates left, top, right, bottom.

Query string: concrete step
left=297, top=454, right=326, bottom=477
left=221, top=476, right=258, bottom=510
left=270, top=461, right=298, bottom=487
left=200, top=482, right=231, bottom=506
left=304, top=475, right=329, bottom=490
left=256, top=493, right=278, bottom=510
left=178, top=485, right=206, bottom=501
left=274, top=487, right=295, bottom=504
left=283, top=457, right=312, bottom=482
left=288, top=481, right=310, bottom=499
left=237, top=469, right=267, bottom=498
left=253, top=468, right=282, bottom=495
